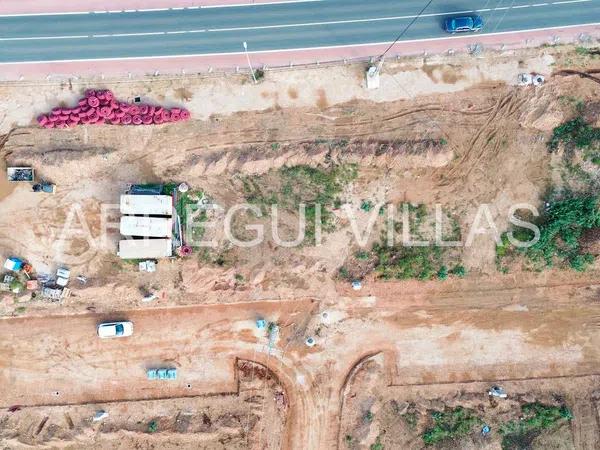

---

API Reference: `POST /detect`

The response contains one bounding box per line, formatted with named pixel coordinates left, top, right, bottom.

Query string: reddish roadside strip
left=0, top=0, right=309, bottom=16
left=1, top=24, right=598, bottom=81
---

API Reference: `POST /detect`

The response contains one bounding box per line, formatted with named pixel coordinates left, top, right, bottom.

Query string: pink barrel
left=87, top=96, right=100, bottom=107
left=142, top=115, right=153, bottom=125
left=85, top=89, right=96, bottom=98
left=121, top=114, right=132, bottom=125
left=170, top=112, right=181, bottom=122
left=132, top=115, right=143, bottom=125
left=52, top=107, right=62, bottom=116
left=37, top=115, right=48, bottom=125
left=180, top=109, right=190, bottom=120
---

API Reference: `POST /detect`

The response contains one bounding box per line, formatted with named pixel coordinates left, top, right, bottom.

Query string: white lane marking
left=532, top=3, right=549, bottom=6
left=553, top=0, right=591, bottom=4
left=0, top=34, right=89, bottom=41
left=0, top=0, right=324, bottom=17
left=202, top=0, right=323, bottom=8
left=92, top=31, right=164, bottom=37
left=513, top=5, right=530, bottom=8
left=3, top=21, right=599, bottom=64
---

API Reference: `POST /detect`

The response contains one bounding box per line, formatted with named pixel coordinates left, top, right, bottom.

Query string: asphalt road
left=0, top=0, right=598, bottom=63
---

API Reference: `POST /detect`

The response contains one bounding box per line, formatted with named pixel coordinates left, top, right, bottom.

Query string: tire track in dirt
left=570, top=395, right=600, bottom=450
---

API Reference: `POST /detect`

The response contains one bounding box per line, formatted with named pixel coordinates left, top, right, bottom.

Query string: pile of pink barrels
left=37, top=89, right=191, bottom=128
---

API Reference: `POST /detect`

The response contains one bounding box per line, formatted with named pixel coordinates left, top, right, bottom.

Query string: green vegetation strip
left=499, top=403, right=572, bottom=450
left=422, top=407, right=481, bottom=446
left=499, top=195, right=600, bottom=271
left=548, top=117, right=600, bottom=152
left=243, top=164, right=357, bottom=241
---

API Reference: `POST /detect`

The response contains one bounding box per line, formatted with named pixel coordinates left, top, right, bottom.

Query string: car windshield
left=455, top=17, right=472, bottom=29
left=115, top=324, right=124, bottom=335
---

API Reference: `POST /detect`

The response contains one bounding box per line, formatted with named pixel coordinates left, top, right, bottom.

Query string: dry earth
left=0, top=44, right=599, bottom=449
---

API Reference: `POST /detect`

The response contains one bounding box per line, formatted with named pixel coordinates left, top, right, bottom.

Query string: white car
left=97, top=321, right=133, bottom=338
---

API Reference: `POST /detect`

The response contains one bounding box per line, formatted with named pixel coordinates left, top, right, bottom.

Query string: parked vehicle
left=444, top=15, right=483, bottom=33
left=97, top=321, right=133, bottom=338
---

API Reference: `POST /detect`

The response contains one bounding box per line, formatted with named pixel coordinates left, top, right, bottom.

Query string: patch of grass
left=422, top=407, right=481, bottom=446
left=449, top=264, right=466, bottom=277
left=345, top=434, right=353, bottom=445
left=242, top=164, right=357, bottom=242
left=360, top=200, right=374, bottom=212
left=524, top=195, right=600, bottom=271
left=373, top=242, right=445, bottom=281
left=364, top=410, right=374, bottom=423
left=355, top=250, right=370, bottom=260
left=234, top=273, right=244, bottom=282
left=499, top=403, right=572, bottom=450
left=338, top=266, right=350, bottom=279
left=437, top=265, right=448, bottom=280
left=548, top=116, right=600, bottom=152
left=14, top=306, right=26, bottom=314
left=147, top=420, right=158, bottom=433
left=370, top=436, right=384, bottom=450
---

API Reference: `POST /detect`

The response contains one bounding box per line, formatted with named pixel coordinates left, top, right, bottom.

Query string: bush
left=437, top=265, right=448, bottom=280
left=373, top=243, right=445, bottom=281
left=423, top=407, right=481, bottom=445
left=525, top=195, right=600, bottom=270
left=450, top=265, right=466, bottom=277
left=148, top=420, right=158, bottom=433
left=548, top=117, right=600, bottom=151
left=499, top=403, right=572, bottom=450
left=355, top=250, right=370, bottom=260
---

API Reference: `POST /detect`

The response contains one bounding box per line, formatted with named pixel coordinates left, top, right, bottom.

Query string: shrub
left=548, top=117, right=600, bottom=151
left=525, top=195, right=600, bottom=270
left=450, top=265, right=466, bottom=277
left=422, top=407, right=481, bottom=445
left=499, top=403, right=572, bottom=450
left=437, top=265, right=448, bottom=280
left=148, top=420, right=158, bottom=433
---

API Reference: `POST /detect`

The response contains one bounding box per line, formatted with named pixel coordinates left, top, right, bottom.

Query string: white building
left=120, top=195, right=172, bottom=216
left=120, top=216, right=173, bottom=238
left=118, top=239, right=173, bottom=259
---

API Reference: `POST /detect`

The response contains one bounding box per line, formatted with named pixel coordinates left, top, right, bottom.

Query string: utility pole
left=243, top=41, right=257, bottom=84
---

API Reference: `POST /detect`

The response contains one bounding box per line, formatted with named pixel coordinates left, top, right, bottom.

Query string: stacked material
left=37, top=89, right=190, bottom=128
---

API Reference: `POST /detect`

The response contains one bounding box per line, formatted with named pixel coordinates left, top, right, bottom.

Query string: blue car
left=444, top=15, right=483, bottom=33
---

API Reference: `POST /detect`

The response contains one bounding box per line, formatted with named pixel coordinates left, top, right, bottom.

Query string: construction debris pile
left=1, top=257, right=73, bottom=302
left=37, top=89, right=191, bottom=128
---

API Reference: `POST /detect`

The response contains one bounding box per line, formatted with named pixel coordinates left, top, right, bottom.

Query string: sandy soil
left=0, top=45, right=600, bottom=449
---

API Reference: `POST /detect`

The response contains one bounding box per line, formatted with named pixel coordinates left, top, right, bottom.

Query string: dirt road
left=2, top=278, right=600, bottom=449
